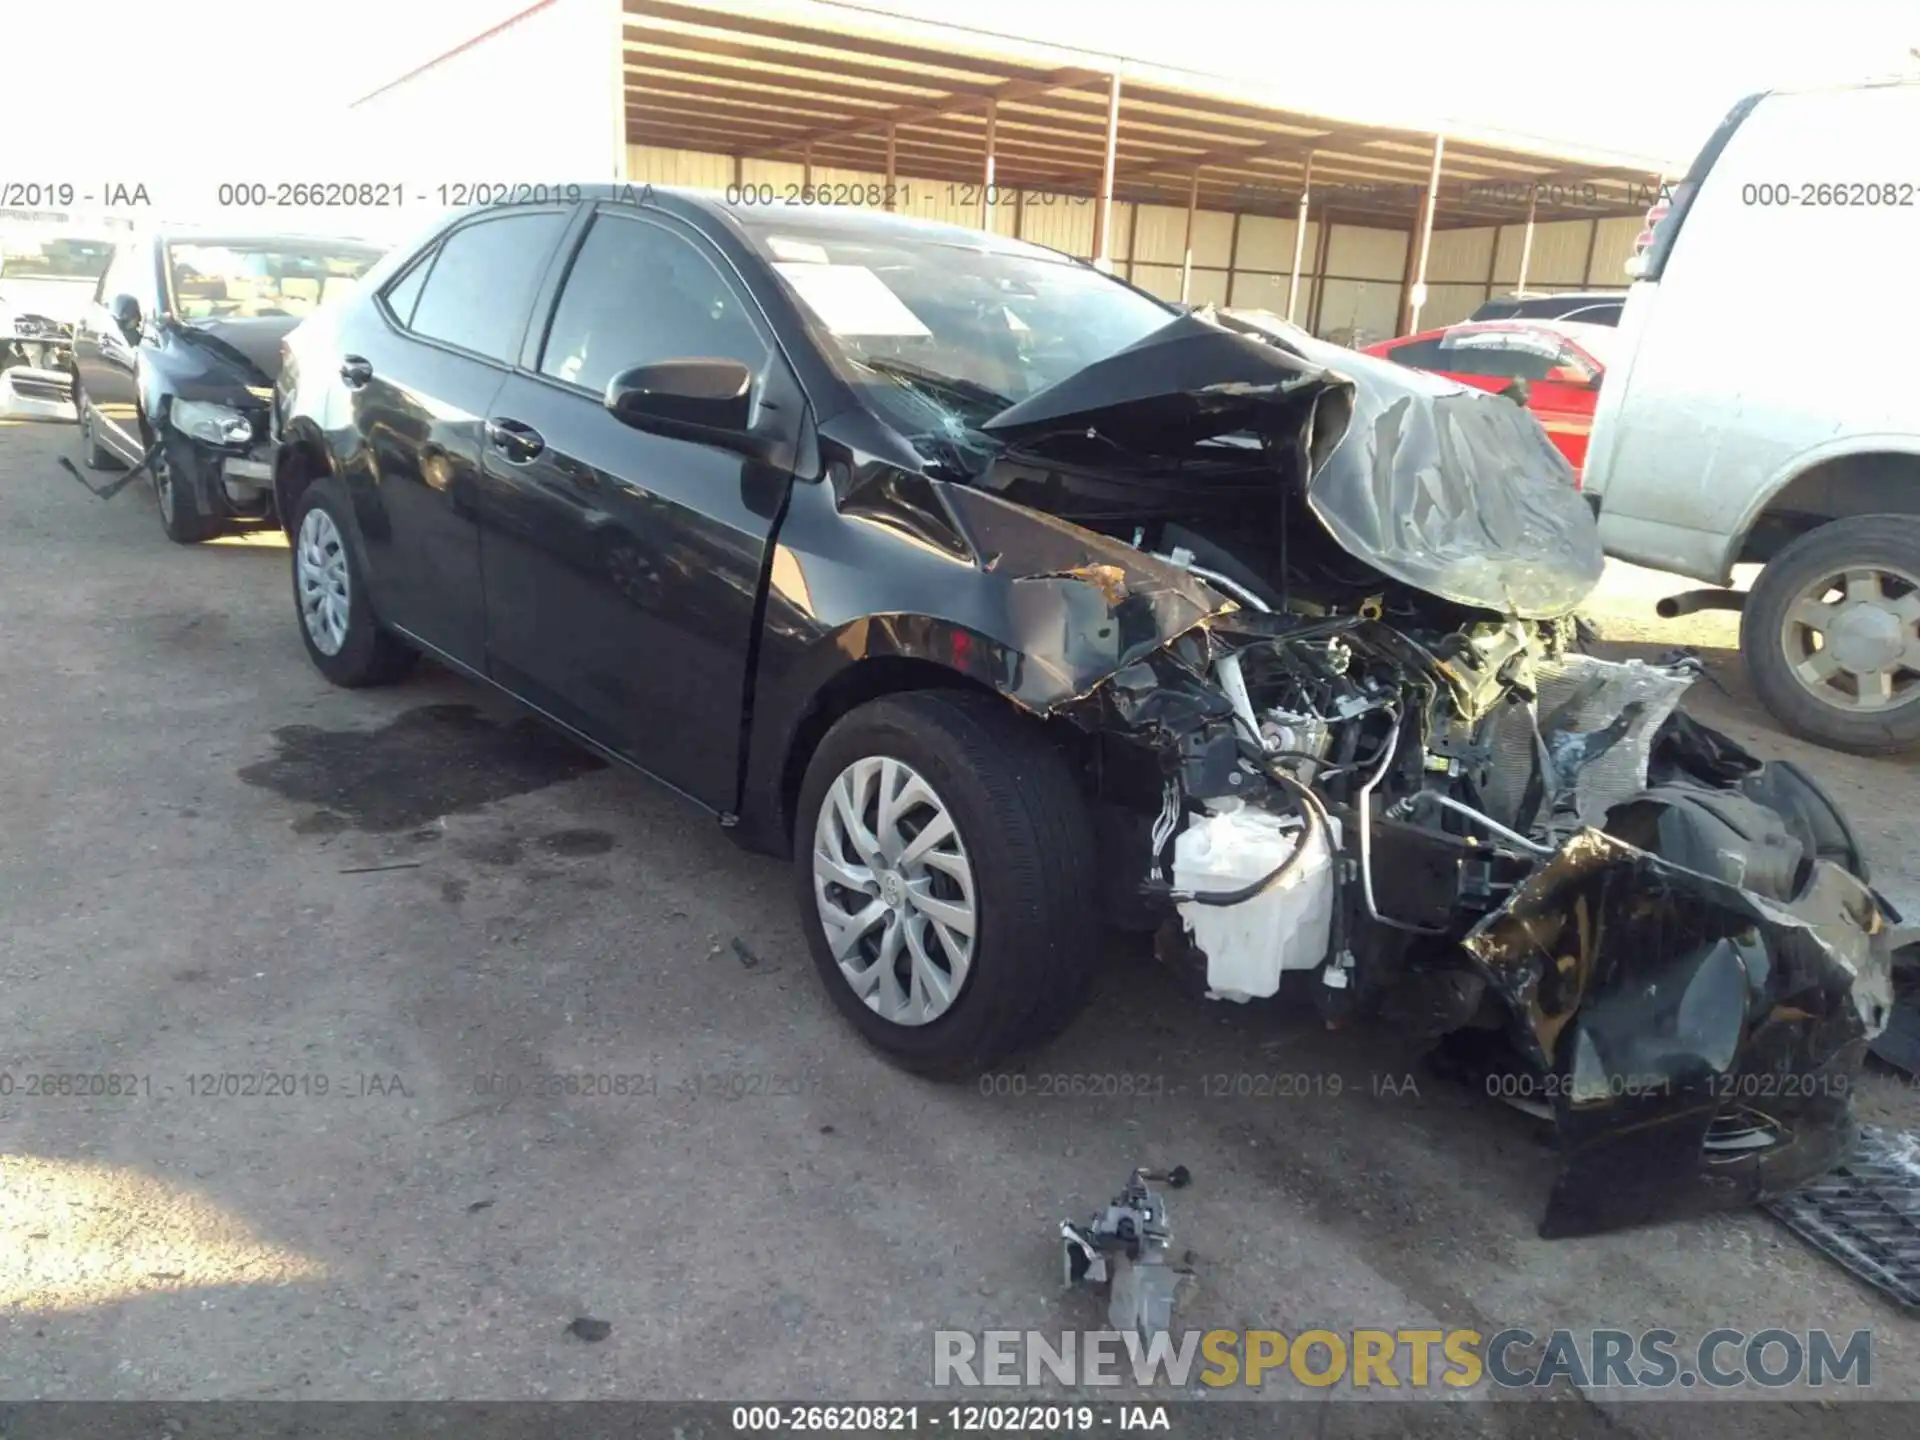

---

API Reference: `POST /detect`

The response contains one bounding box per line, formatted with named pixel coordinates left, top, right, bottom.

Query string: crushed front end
left=976, top=311, right=1894, bottom=1236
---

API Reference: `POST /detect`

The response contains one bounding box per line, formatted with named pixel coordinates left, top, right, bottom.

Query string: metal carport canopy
left=618, top=0, right=1667, bottom=235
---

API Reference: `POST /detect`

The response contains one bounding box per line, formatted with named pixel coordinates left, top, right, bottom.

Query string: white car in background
left=1584, top=76, right=1920, bottom=753
left=0, top=230, right=115, bottom=420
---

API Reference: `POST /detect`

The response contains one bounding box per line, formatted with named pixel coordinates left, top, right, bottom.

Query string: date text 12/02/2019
left=0, top=1072, right=412, bottom=1099
left=728, top=1404, right=1171, bottom=1431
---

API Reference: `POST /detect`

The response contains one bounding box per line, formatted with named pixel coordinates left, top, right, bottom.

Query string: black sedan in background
left=271, top=188, right=1891, bottom=1237
left=71, top=230, right=384, bottom=541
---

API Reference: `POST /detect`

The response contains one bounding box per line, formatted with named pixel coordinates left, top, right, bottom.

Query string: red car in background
left=1363, top=319, right=1613, bottom=479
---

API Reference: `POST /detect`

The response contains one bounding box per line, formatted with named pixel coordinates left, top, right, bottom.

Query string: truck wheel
left=1742, top=515, right=1920, bottom=754
left=77, top=387, right=118, bottom=470
left=290, top=477, right=417, bottom=687
left=793, top=690, right=1098, bottom=1078
left=152, top=433, right=223, bottom=544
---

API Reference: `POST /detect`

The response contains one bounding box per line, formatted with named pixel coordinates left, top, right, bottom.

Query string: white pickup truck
left=0, top=231, right=115, bottom=420
left=1584, top=77, right=1920, bottom=754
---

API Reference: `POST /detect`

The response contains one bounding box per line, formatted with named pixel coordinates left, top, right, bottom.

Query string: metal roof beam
left=763, top=66, right=1105, bottom=156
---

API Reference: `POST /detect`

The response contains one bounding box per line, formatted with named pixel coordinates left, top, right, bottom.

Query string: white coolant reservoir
left=1172, top=800, right=1340, bottom=1003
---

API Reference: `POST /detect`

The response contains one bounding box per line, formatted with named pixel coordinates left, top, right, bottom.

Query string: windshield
left=165, top=242, right=381, bottom=321
left=739, top=217, right=1173, bottom=471
left=0, top=237, right=115, bottom=281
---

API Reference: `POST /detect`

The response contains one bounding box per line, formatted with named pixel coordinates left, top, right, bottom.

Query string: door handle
left=339, top=355, right=374, bottom=388
left=486, top=416, right=545, bottom=462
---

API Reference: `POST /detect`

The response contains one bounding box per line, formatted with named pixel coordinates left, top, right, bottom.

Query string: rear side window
left=382, top=253, right=431, bottom=328
left=406, top=212, right=569, bottom=363
left=538, top=212, right=767, bottom=394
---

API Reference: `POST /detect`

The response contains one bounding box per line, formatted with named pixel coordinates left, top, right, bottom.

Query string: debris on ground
left=1764, top=1126, right=1920, bottom=1315
left=731, top=937, right=763, bottom=968
left=1060, top=1165, right=1193, bottom=1338
left=565, top=1317, right=613, bottom=1342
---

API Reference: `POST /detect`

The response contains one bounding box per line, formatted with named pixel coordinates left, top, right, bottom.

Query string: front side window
left=165, top=241, right=381, bottom=321
left=95, top=241, right=153, bottom=309
left=539, top=213, right=767, bottom=394
left=402, top=212, right=569, bottom=363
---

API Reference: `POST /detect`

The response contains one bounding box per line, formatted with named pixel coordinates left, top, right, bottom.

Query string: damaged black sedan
left=71, top=230, right=384, bottom=541
left=273, top=189, right=1894, bottom=1236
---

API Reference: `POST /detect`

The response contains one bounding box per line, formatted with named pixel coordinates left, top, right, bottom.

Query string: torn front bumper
left=0, top=364, right=76, bottom=421
left=1465, top=829, right=1893, bottom=1238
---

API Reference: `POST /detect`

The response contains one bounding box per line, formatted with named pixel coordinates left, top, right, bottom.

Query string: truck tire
left=289, top=476, right=418, bottom=687
left=793, top=690, right=1098, bottom=1078
left=1741, top=515, right=1920, bottom=754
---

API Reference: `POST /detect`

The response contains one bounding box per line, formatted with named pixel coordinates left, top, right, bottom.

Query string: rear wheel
left=1742, top=515, right=1920, bottom=753
left=290, top=476, right=417, bottom=687
left=793, top=690, right=1097, bottom=1078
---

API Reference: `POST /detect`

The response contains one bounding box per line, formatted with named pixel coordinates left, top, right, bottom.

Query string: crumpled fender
left=733, top=451, right=1235, bottom=851
left=1464, top=826, right=1892, bottom=1237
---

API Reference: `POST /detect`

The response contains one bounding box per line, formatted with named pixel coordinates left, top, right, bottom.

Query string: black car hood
left=982, top=311, right=1604, bottom=620
left=154, top=315, right=296, bottom=392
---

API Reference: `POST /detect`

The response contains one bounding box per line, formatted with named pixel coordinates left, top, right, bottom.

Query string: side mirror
left=1587, top=372, right=1605, bottom=392
left=604, top=358, right=757, bottom=450
left=108, top=293, right=142, bottom=342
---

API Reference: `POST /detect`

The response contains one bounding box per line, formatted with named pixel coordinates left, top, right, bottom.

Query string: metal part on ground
left=1060, top=1166, right=1192, bottom=1338
left=1765, top=1126, right=1920, bottom=1316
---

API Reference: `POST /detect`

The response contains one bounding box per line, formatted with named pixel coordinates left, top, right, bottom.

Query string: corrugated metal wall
left=628, top=144, right=1637, bottom=340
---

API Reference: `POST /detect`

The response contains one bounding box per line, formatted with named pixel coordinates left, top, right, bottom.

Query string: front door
left=477, top=207, right=801, bottom=810
left=74, top=239, right=157, bottom=460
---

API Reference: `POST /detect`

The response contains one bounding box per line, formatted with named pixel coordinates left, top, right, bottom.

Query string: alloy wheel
left=811, top=755, right=976, bottom=1026
left=1778, top=564, right=1920, bottom=713
left=296, top=507, right=352, bottom=656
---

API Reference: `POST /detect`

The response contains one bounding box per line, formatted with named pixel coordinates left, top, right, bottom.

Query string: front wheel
left=152, top=432, right=223, bottom=544
left=289, top=477, right=418, bottom=687
left=1742, top=515, right=1920, bottom=753
left=793, top=690, right=1098, bottom=1078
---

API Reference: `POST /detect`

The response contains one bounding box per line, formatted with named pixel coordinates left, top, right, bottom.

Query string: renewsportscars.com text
left=933, top=1327, right=1873, bottom=1390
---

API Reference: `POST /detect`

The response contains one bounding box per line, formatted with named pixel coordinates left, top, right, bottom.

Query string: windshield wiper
left=858, top=356, right=1012, bottom=416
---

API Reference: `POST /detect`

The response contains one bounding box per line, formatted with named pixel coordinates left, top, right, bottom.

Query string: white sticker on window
left=774, top=262, right=931, bottom=337
left=766, top=237, right=831, bottom=265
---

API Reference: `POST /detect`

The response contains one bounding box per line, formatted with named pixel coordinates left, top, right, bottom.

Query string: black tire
left=1742, top=514, right=1920, bottom=754
left=77, top=386, right=118, bottom=470
left=152, top=431, right=224, bottom=544
left=289, top=476, right=418, bottom=687
left=792, top=690, right=1098, bottom=1078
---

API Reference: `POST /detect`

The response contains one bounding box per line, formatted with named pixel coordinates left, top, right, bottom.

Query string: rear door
left=342, top=207, right=572, bottom=668
left=476, top=205, right=804, bottom=810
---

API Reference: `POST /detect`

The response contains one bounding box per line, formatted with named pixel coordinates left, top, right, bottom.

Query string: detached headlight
left=169, top=399, right=255, bottom=447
